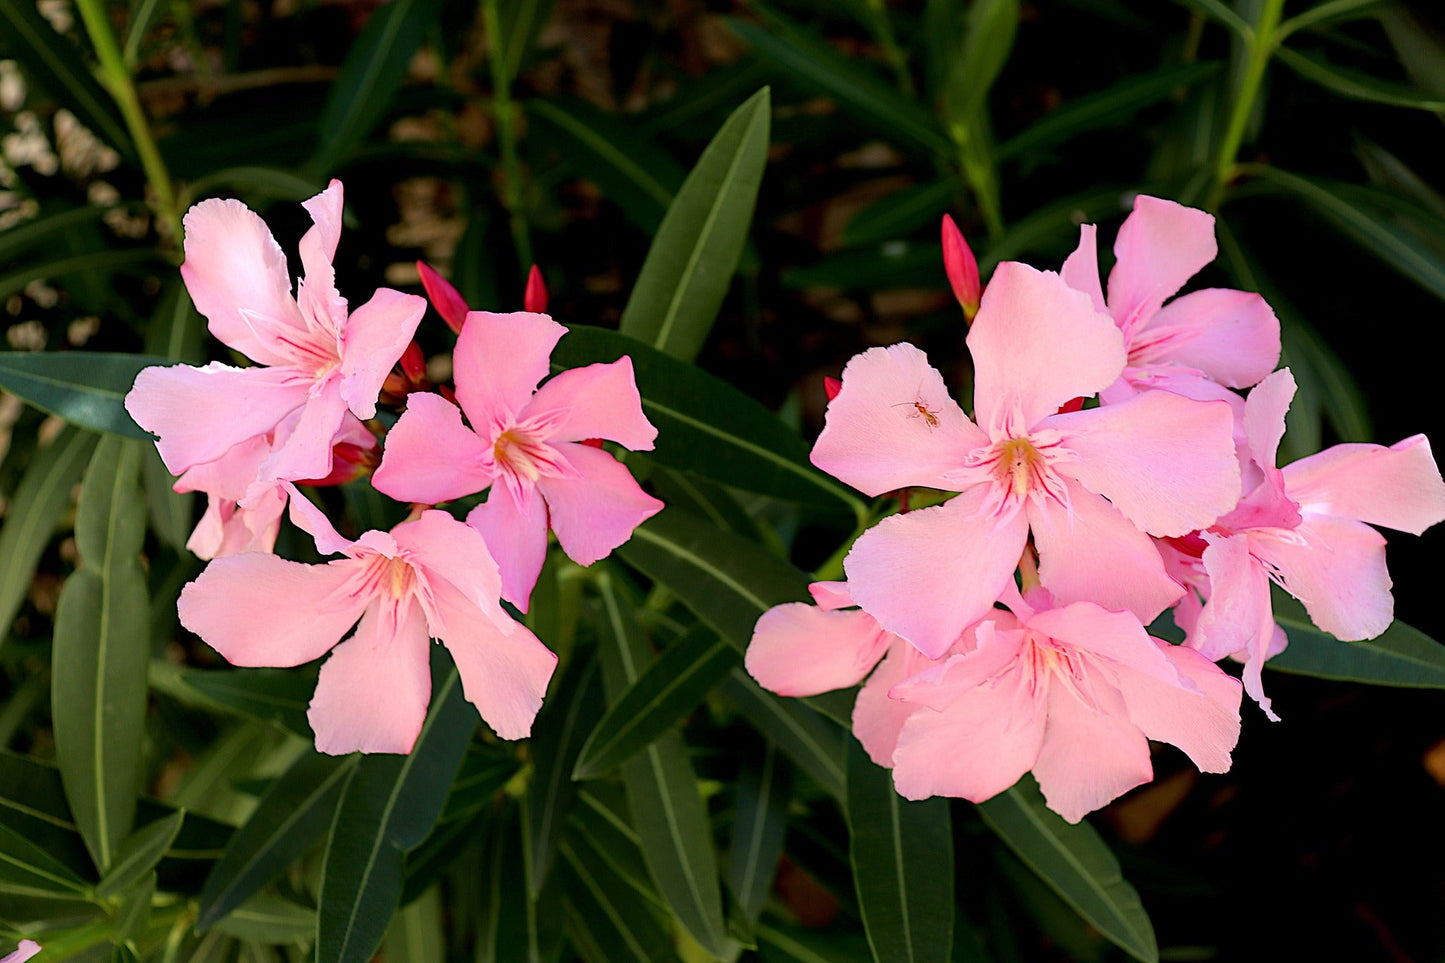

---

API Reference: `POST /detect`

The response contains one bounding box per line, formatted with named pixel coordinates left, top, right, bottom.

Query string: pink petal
left=1119, top=642, right=1242, bottom=773
left=178, top=554, right=366, bottom=667
left=1029, top=486, right=1183, bottom=625
left=527, top=357, right=657, bottom=450
left=810, top=343, right=983, bottom=497
left=296, top=183, right=346, bottom=335
left=537, top=442, right=664, bottom=567
left=2, top=940, right=42, bottom=963
left=300, top=180, right=343, bottom=264
left=467, top=483, right=550, bottom=611
left=187, top=486, right=286, bottom=560
left=1134, top=288, right=1280, bottom=387
left=1026, top=602, right=1180, bottom=688
left=746, top=603, right=890, bottom=697
left=1060, top=223, right=1107, bottom=314
left=308, top=598, right=433, bottom=754
left=257, top=375, right=351, bottom=484
left=1195, top=533, right=1279, bottom=718
left=809, top=580, right=854, bottom=610
left=179, top=198, right=304, bottom=366
left=454, top=311, right=566, bottom=425
left=844, top=487, right=1028, bottom=659
left=1032, top=677, right=1153, bottom=823
left=968, top=261, right=1126, bottom=434
left=372, top=392, right=495, bottom=504
left=173, top=432, right=273, bottom=501
left=1253, top=514, right=1393, bottom=642
left=339, top=288, right=426, bottom=419
left=853, top=638, right=934, bottom=767
left=126, top=363, right=308, bottom=475
left=392, top=510, right=508, bottom=629
left=1106, top=195, right=1216, bottom=334
left=890, top=665, right=1045, bottom=803
left=1242, top=368, right=1296, bottom=472
left=890, top=616, right=1022, bottom=711
left=429, top=578, right=558, bottom=739
left=1282, top=434, right=1445, bottom=536
left=286, top=483, right=355, bottom=556
left=1048, top=390, right=1239, bottom=536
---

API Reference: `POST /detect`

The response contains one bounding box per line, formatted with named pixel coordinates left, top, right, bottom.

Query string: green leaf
left=0, top=352, right=174, bottom=439
left=148, top=662, right=315, bottom=738
left=616, top=506, right=813, bottom=654
left=550, top=325, right=861, bottom=517
left=941, top=0, right=1018, bottom=125
left=727, top=18, right=949, bottom=155
left=1268, top=593, right=1445, bottom=687
left=52, top=436, right=150, bottom=873
left=1242, top=164, right=1445, bottom=304
left=1170, top=0, right=1250, bottom=37
left=525, top=653, right=605, bottom=896
left=0, top=0, right=133, bottom=160
left=846, top=740, right=953, bottom=963
left=0, top=750, right=96, bottom=882
left=728, top=741, right=791, bottom=928
left=0, top=820, right=92, bottom=897
left=1275, top=45, right=1445, bottom=110
left=0, top=205, right=112, bottom=268
left=618, top=87, right=771, bottom=362
left=0, top=425, right=97, bottom=644
left=497, top=0, right=557, bottom=85
left=528, top=98, right=684, bottom=233
left=720, top=672, right=847, bottom=801
left=997, top=61, right=1221, bottom=160
left=595, top=570, right=731, bottom=959
left=976, top=779, right=1158, bottom=963
left=382, top=885, right=445, bottom=963
left=316, top=654, right=477, bottom=963
left=0, top=249, right=161, bottom=304
left=569, top=787, right=663, bottom=908
left=197, top=752, right=353, bottom=930
left=574, top=625, right=738, bottom=779
left=209, top=892, right=317, bottom=944
left=842, top=178, right=968, bottom=246
left=95, top=811, right=185, bottom=899
left=560, top=831, right=674, bottom=963
left=755, top=919, right=874, bottom=963
left=312, top=0, right=445, bottom=173
left=113, top=870, right=154, bottom=943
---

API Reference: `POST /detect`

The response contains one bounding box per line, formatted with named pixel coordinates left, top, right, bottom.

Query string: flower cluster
left=748, top=196, right=1445, bottom=822
left=127, top=181, right=661, bottom=754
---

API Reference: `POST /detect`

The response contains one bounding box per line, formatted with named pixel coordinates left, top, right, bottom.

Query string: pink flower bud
left=941, top=214, right=981, bottom=322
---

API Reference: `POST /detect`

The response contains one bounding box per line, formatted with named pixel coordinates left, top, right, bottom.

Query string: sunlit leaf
left=618, top=87, right=771, bottom=362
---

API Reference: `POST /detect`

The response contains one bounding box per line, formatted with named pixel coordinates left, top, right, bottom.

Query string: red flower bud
left=941, top=214, right=981, bottom=322
left=417, top=261, right=470, bottom=334
left=524, top=264, right=549, bottom=313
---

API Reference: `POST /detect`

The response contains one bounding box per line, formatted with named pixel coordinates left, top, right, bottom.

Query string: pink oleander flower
left=126, top=180, right=425, bottom=490
left=371, top=310, right=662, bottom=610
left=1180, top=368, right=1445, bottom=718
left=813, top=261, right=1240, bottom=658
left=178, top=491, right=557, bottom=753
left=1, top=941, right=41, bottom=963
left=1061, top=195, right=1280, bottom=404
left=174, top=415, right=378, bottom=560
left=747, top=581, right=896, bottom=697
left=882, top=584, right=1242, bottom=822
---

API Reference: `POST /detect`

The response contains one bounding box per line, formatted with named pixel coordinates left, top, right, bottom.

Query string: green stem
left=74, top=0, right=183, bottom=246
left=483, top=0, right=533, bottom=272
left=1204, top=0, right=1286, bottom=211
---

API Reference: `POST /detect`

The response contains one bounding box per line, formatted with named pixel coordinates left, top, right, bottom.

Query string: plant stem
left=483, top=0, right=533, bottom=273
left=74, top=0, right=183, bottom=246
left=1204, top=0, right=1286, bottom=211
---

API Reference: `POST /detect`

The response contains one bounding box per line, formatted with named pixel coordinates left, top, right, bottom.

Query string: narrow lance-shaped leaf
left=52, top=435, right=150, bottom=873
left=197, top=752, right=355, bottom=929
left=976, top=778, right=1158, bottom=963
left=1267, top=590, right=1445, bottom=687
left=595, top=569, right=731, bottom=959
left=0, top=820, right=92, bottom=897
left=95, top=810, right=185, bottom=899
left=846, top=740, right=954, bottom=963
left=550, top=326, right=862, bottom=518
left=312, top=0, right=446, bottom=174
left=0, top=352, right=175, bottom=439
left=720, top=672, right=848, bottom=801
left=618, top=87, right=770, bottom=362
left=559, top=831, right=674, bottom=963
left=728, top=740, right=791, bottom=929
left=0, top=425, right=97, bottom=645
left=573, top=625, right=738, bottom=779
left=525, top=653, right=605, bottom=897
left=316, top=651, right=477, bottom=963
